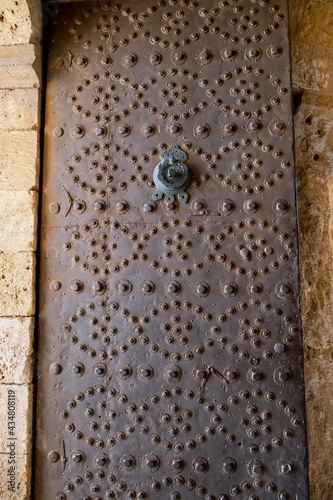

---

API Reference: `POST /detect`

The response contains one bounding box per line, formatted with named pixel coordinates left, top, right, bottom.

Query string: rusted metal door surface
left=35, top=1, right=309, bottom=499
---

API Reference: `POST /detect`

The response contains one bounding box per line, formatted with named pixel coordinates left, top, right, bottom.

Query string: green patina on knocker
left=153, top=145, right=191, bottom=204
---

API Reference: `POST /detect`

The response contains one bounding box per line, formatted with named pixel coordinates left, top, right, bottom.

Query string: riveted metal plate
left=35, top=1, right=309, bottom=500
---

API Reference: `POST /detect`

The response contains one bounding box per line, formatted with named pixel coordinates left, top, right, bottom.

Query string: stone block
left=0, top=44, right=40, bottom=67
left=328, top=174, right=333, bottom=253
left=297, top=0, right=333, bottom=48
left=0, top=453, right=31, bottom=500
left=0, top=0, right=42, bottom=45
left=304, top=346, right=333, bottom=499
left=0, top=317, right=34, bottom=384
left=0, top=44, right=42, bottom=89
left=0, top=65, right=40, bottom=90
left=0, top=190, right=38, bottom=252
left=0, top=131, right=39, bottom=190
left=0, top=88, right=40, bottom=131
left=0, top=383, right=33, bottom=455
left=294, top=91, right=333, bottom=173
left=294, top=95, right=333, bottom=349
left=289, top=0, right=308, bottom=38
left=0, top=252, right=36, bottom=317
left=291, top=41, right=333, bottom=96
left=299, top=215, right=333, bottom=348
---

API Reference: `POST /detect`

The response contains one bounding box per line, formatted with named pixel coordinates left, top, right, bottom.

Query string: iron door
left=35, top=1, right=309, bottom=499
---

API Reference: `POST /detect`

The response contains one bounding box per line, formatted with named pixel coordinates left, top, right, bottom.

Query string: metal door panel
left=35, top=2, right=309, bottom=499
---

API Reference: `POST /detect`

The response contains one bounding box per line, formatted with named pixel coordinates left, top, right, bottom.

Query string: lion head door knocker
left=153, top=145, right=191, bottom=204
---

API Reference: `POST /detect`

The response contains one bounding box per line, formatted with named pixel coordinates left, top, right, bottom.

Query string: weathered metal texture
left=35, top=1, right=309, bottom=499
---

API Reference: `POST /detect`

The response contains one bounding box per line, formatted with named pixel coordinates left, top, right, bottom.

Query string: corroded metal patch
left=35, top=1, right=309, bottom=499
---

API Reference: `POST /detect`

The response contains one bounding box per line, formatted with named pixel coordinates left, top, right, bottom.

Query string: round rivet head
left=245, top=47, right=262, bottom=61
left=194, top=366, right=207, bottom=380
left=194, top=122, right=210, bottom=138
left=277, top=491, right=289, bottom=500
left=117, top=363, right=132, bottom=379
left=122, top=53, right=137, bottom=67
left=166, top=281, right=181, bottom=296
left=269, top=120, right=286, bottom=136
left=95, top=453, right=109, bottom=467
left=138, top=364, right=154, bottom=381
left=148, top=52, right=162, bottom=65
left=141, top=123, right=156, bottom=137
left=140, top=280, right=155, bottom=295
left=142, top=201, right=156, bottom=214
left=221, top=457, right=237, bottom=474
left=222, top=48, right=237, bottom=60
left=71, top=450, right=86, bottom=465
left=222, top=282, right=237, bottom=297
left=193, top=200, right=205, bottom=211
left=53, top=127, right=64, bottom=138
left=222, top=122, right=236, bottom=135
left=93, top=200, right=106, bottom=212
left=274, top=342, right=286, bottom=354
left=192, top=457, right=209, bottom=474
left=197, top=49, right=212, bottom=64
left=49, top=202, right=61, bottom=214
left=75, top=55, right=88, bottom=68
left=71, top=362, right=84, bottom=378
left=244, top=200, right=258, bottom=213
left=143, top=453, right=160, bottom=472
left=50, top=363, right=62, bottom=375
left=247, top=460, right=264, bottom=477
left=116, top=200, right=128, bottom=213
left=115, top=280, right=132, bottom=295
left=100, top=55, right=112, bottom=67
left=219, top=199, right=234, bottom=215
left=276, top=281, right=293, bottom=297
left=169, top=457, right=184, bottom=472
left=195, top=281, right=210, bottom=297
left=92, top=280, right=106, bottom=294
left=120, top=454, right=136, bottom=471
left=274, top=199, right=288, bottom=214
left=172, top=51, right=187, bottom=64
left=224, top=367, right=239, bottom=382
left=164, top=364, right=182, bottom=383
left=54, top=58, right=64, bottom=70
left=117, top=124, right=130, bottom=136
left=267, top=45, right=282, bottom=58
left=247, top=368, right=264, bottom=384
left=95, top=126, right=106, bottom=137
left=278, top=459, right=294, bottom=475
left=70, top=280, right=83, bottom=294
left=248, top=282, right=263, bottom=295
left=168, top=123, right=182, bottom=136
left=49, top=280, right=61, bottom=291
left=93, top=363, right=106, bottom=377
left=71, top=124, right=85, bottom=139
left=247, top=120, right=262, bottom=133
left=277, top=201, right=286, bottom=211
left=48, top=450, right=60, bottom=463
left=274, top=366, right=292, bottom=386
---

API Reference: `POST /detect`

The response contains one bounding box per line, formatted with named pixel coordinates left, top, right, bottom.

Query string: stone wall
left=0, top=1, right=42, bottom=498
left=290, top=0, right=333, bottom=497
left=0, top=0, right=332, bottom=498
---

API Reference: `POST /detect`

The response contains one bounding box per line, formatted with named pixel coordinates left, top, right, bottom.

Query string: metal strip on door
left=35, top=1, right=309, bottom=499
